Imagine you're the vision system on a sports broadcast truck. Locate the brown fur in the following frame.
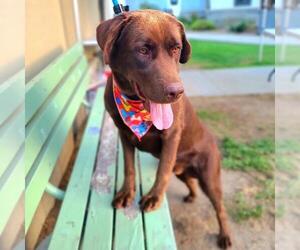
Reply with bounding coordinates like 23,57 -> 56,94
97,10 -> 232,249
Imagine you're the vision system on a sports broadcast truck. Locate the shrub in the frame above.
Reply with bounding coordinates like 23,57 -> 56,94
178,16 -> 190,27
178,15 -> 215,31
190,19 -> 215,31
229,21 -> 251,33
140,2 -> 160,10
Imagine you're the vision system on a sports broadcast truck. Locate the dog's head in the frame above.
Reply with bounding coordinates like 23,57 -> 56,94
96,10 -> 191,104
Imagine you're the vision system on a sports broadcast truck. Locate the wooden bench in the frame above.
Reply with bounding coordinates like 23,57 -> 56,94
0,70 -> 25,249
2,42 -> 177,249
25,42 -> 90,248
47,112 -> 177,250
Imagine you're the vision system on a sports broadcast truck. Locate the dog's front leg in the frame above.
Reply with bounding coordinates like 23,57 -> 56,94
140,128 -> 181,212
112,132 -> 136,208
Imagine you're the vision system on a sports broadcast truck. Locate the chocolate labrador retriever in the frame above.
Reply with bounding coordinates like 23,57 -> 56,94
97,10 -> 232,249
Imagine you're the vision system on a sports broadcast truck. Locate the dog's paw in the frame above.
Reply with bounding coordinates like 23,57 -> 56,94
183,194 -> 196,203
139,193 -> 163,212
217,234 -> 232,249
112,187 -> 135,209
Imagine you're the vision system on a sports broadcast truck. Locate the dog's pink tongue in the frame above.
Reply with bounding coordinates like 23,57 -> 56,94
150,101 -> 173,130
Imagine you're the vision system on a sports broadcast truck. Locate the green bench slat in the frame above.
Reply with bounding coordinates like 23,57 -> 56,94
114,144 -> 146,250
0,145 -> 24,234
25,72 -> 90,232
48,88 -> 105,250
25,57 -> 88,175
0,108 -> 25,180
25,43 -> 83,124
0,70 -> 24,125
138,151 -> 177,250
81,115 -> 118,250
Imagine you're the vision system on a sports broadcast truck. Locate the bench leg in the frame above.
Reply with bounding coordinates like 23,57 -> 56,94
267,68 -> 275,82
45,182 -> 65,200
291,68 -> 300,82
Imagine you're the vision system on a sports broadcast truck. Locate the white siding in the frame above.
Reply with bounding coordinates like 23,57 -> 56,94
0,0 -> 24,83
275,0 -> 284,8
210,0 -> 260,10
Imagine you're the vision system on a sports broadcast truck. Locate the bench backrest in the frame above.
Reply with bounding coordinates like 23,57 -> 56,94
0,70 -> 25,240
25,43 -> 90,233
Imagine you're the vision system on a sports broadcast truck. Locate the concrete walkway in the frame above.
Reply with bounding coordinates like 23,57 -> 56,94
84,32 -> 299,47
186,31 -> 300,45
181,66 -> 300,97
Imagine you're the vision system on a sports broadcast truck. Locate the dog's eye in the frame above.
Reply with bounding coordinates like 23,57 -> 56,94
171,45 -> 181,54
138,47 -> 150,55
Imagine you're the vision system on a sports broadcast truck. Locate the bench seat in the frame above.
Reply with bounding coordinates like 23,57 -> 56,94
25,43 -> 90,236
48,87 -> 177,250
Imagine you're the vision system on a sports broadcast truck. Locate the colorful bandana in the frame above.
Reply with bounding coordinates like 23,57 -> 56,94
113,79 -> 152,141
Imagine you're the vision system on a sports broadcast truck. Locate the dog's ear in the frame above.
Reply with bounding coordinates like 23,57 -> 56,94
179,23 -> 192,63
178,22 -> 191,64
96,14 -> 130,64
180,32 -> 191,64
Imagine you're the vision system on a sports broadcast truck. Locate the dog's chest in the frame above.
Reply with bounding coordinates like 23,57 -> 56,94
127,126 -> 162,156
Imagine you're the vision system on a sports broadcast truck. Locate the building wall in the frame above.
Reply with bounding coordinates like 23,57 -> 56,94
26,0 -> 77,82
210,0 -> 260,10
79,0 -> 101,39
26,0 -> 100,82
126,0 -> 168,11
180,0 -> 207,17
207,8 -> 275,32
0,0 -> 24,84
125,0 -> 206,17
125,0 -> 140,11
276,8 -> 300,31
207,8 -> 260,27
104,0 -> 115,20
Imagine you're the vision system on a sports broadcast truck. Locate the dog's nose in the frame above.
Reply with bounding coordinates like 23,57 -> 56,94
165,85 -> 184,100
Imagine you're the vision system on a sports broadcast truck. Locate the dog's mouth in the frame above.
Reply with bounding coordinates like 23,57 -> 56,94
131,81 -> 174,130
132,81 -> 146,101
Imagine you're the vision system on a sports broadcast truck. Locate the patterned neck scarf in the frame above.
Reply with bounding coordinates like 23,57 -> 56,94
113,79 -> 152,141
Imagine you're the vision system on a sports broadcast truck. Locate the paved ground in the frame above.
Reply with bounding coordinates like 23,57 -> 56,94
181,66 -> 300,97
186,31 -> 299,45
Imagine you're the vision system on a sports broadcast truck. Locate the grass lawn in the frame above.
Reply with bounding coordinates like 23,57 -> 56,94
188,40 -> 275,69
279,44 -> 300,65
221,137 -> 274,174
194,95 -> 275,222
187,40 -> 277,69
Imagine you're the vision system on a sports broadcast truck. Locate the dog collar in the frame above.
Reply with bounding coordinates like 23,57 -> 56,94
112,77 -> 152,141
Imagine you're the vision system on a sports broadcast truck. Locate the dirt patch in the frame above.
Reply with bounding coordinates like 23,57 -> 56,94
167,94 -> 275,250
275,94 -> 300,249
189,94 -> 275,141
168,171 -> 275,250
276,94 -> 300,139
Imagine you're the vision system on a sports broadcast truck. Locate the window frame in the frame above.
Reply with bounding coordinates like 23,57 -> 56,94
234,0 -> 252,7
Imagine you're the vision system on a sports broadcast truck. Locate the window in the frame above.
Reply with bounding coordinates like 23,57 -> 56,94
292,0 -> 300,7
170,0 -> 178,5
234,0 -> 251,6
264,0 -> 275,8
